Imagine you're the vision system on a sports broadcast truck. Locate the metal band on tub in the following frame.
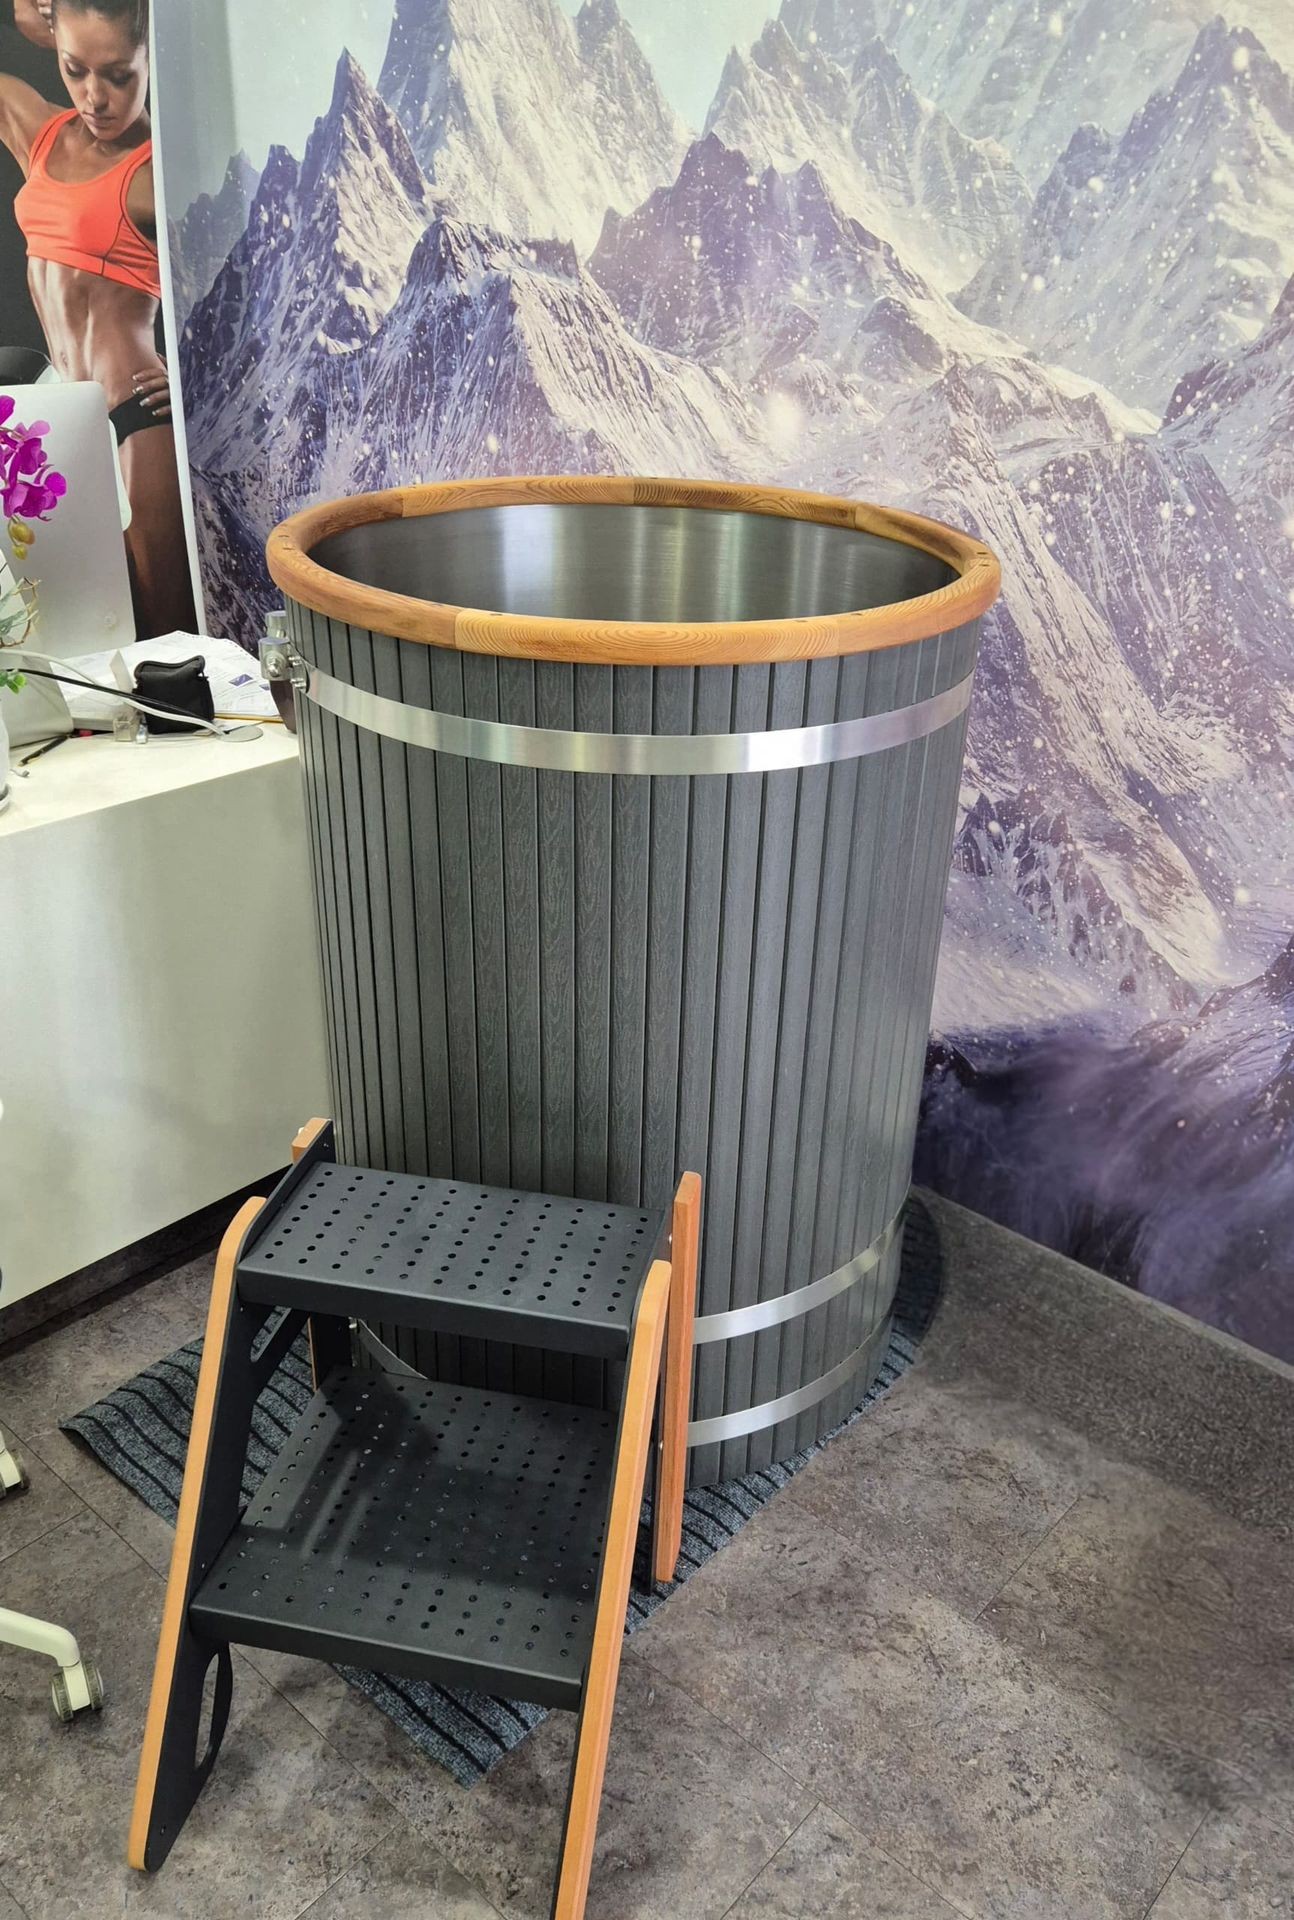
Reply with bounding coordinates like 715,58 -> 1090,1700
350,1199 -> 908,1448
301,664 -> 974,775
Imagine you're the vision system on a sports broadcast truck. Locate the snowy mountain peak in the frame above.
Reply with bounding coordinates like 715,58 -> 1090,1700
575,0 -> 626,38
375,0 -> 687,254
301,47 -> 427,207
704,18 -> 1027,290
850,30 -> 903,85
169,150 -> 261,325
961,17 -> 1294,411
1163,262 -> 1294,523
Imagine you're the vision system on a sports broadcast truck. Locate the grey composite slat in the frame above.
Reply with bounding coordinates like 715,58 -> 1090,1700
534,665 -> 577,1200
639,668 -> 691,1207
292,607 -> 347,1154
761,658 -> 843,1464
723,662 -> 806,1475
346,626 -> 406,1171
396,640 -> 453,1176
821,641 -> 930,1443
333,622 -> 386,1173
705,664 -> 772,1484
572,670 -> 613,1202
499,660 -> 542,1194
429,650 -> 481,1189
673,664 -> 733,1487
307,615 -> 366,1165
463,655 -> 509,1196
497,660 -> 542,1398
792,646 -> 893,1459
423,650 -> 478,1386
607,668 -> 653,1202
394,638 -> 457,1385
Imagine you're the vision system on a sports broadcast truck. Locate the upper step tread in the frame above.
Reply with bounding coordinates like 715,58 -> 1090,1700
237,1162 -> 666,1358
190,1367 -> 618,1710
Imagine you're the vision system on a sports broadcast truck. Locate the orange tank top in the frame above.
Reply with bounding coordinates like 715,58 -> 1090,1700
14,109 -> 159,298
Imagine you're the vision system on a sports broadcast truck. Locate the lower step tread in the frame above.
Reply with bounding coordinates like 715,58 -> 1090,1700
190,1368 -> 618,1710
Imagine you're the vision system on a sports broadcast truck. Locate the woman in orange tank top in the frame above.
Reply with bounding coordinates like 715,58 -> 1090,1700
1,0 -> 194,637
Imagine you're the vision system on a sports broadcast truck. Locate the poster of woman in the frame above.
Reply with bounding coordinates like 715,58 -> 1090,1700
0,0 -> 195,636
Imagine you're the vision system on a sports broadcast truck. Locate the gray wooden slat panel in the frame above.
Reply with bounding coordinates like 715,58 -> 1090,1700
312,617 -> 367,1165
788,650 -> 886,1460
531,665 -> 579,1406
760,659 -> 842,1463
397,641 -> 453,1175
707,666 -> 773,1485
858,633 -> 948,1264
394,639 -> 457,1384
640,669 -> 692,1211
294,608 -> 349,1152
724,660 -> 807,1474
534,666 -> 577,1200
762,658 -> 860,1464
346,628 -> 406,1172
371,632 -> 428,1178
607,667 -> 653,1204
572,669 -> 613,1202
497,659 -> 543,1399
880,620 -> 980,1240
331,622 -> 386,1173
463,655 -> 510,1201
809,640 -> 924,1451
499,660 -> 542,1195
347,624 -> 413,1375
675,666 -> 735,1489
883,702 -> 972,1226
423,649 -> 479,1387
429,651 -> 481,1189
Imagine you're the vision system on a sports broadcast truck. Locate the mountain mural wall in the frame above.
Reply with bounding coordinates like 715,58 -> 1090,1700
159,0 -> 1294,1362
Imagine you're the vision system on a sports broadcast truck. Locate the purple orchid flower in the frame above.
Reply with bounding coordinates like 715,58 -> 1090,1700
0,402 -> 68,523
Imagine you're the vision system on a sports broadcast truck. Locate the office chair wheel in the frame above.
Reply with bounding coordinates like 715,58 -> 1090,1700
51,1657 -> 104,1723
0,1445 -> 29,1495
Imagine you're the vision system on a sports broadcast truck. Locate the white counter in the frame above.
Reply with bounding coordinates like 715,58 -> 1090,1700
0,728 -> 329,1307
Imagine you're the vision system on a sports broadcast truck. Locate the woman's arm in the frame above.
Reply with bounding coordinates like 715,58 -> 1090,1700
14,0 -> 55,49
2,4 -> 56,168
0,71 -> 52,168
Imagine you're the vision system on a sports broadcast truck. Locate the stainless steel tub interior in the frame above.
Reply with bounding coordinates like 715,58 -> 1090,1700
313,503 -> 957,626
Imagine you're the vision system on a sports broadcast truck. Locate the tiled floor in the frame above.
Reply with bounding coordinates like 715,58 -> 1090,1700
1,1191 -> 1291,1919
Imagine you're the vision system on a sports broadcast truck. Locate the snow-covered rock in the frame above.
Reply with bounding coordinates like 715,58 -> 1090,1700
1164,268 -> 1294,527
918,933 -> 1294,1359
779,0 -> 1294,185
592,131 -> 1147,468
961,20 -> 1294,411
182,109 -> 766,638
181,51 -> 433,478
168,151 -> 260,326
376,0 -> 688,254
704,21 -> 1029,291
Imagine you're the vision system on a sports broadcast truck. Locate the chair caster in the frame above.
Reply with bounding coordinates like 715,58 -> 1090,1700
0,1442 -> 29,1495
51,1657 -> 105,1723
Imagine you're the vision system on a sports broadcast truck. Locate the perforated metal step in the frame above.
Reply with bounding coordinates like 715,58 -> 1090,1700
190,1368 -> 617,1709
238,1163 -> 667,1359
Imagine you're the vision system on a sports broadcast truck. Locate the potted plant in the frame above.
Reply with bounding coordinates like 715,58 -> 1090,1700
0,394 -> 67,809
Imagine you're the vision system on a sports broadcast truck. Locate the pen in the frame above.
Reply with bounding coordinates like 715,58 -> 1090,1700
17,733 -> 71,767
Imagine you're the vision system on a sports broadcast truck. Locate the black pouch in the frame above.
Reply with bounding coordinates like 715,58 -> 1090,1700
133,655 -> 216,734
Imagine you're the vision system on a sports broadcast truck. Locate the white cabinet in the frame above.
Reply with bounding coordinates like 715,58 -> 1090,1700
0,731 -> 329,1306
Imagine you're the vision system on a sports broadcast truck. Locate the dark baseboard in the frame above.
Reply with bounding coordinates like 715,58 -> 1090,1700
0,1173 -> 284,1355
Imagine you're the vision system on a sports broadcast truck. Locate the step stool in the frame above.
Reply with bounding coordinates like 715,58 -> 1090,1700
129,1119 -> 701,1920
